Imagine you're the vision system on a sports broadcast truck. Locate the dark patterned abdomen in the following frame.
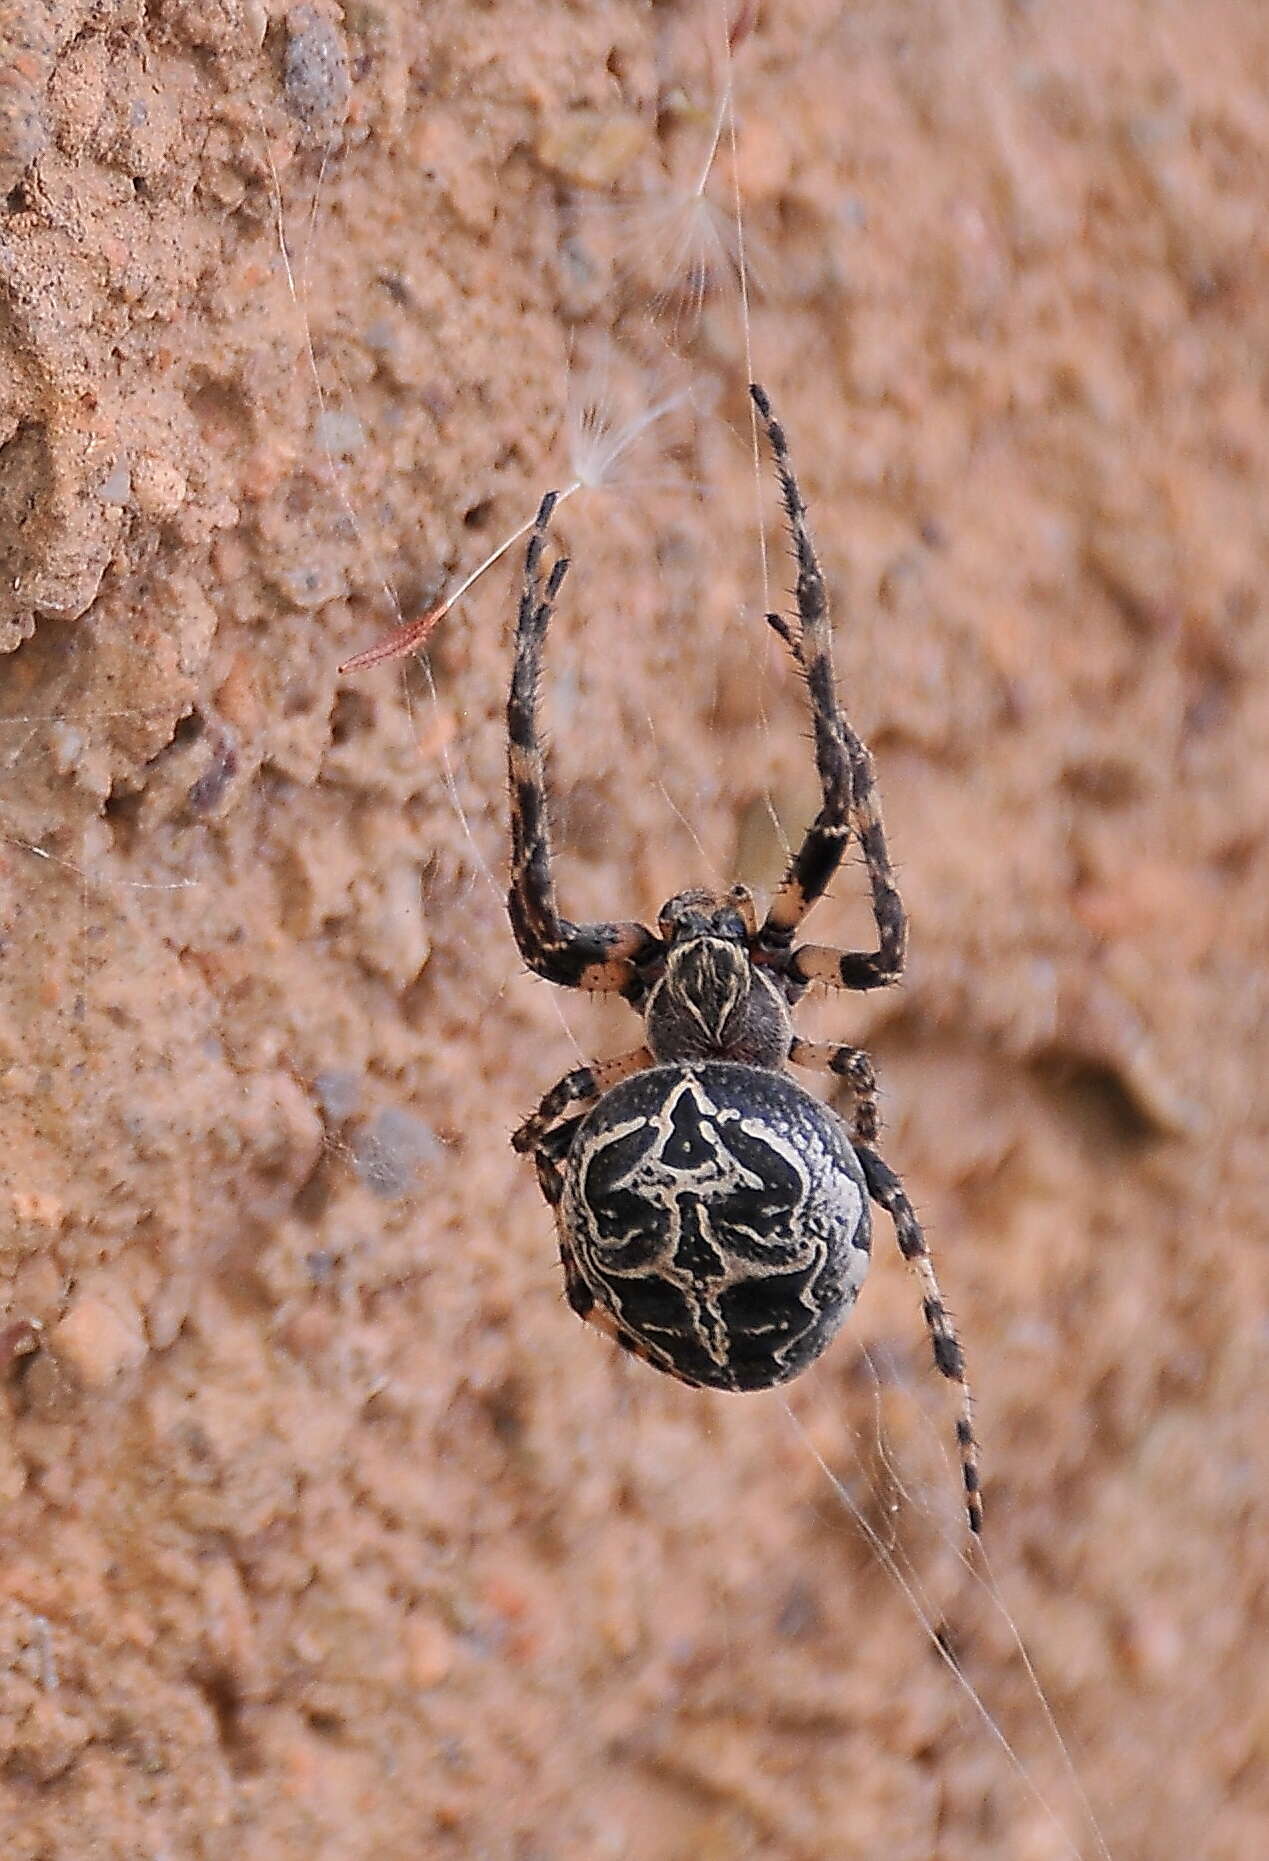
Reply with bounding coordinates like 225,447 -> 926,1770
560,1062 -> 871,1390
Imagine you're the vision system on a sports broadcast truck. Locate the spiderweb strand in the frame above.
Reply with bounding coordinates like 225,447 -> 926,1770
784,1401 -> 1104,1861
256,109 -> 512,926
727,11 -> 1112,1851
863,1380 -> 1115,1861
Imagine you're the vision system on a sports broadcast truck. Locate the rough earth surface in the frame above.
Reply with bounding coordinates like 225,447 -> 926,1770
0,2 -> 1265,1857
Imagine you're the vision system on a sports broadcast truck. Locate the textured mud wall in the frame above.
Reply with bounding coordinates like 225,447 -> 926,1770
0,2 -> 1265,1857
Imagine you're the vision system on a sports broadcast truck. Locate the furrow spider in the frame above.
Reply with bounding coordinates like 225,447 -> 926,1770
506,384 -> 981,1536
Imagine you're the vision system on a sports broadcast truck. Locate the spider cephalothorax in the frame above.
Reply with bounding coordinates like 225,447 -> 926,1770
644,886 -> 792,1067
507,385 -> 981,1534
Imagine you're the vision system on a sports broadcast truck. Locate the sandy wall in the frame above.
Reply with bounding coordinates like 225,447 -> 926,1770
0,2 -> 1264,1856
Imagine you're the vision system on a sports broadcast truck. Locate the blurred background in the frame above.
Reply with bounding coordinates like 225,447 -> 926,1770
0,2 -> 1264,1856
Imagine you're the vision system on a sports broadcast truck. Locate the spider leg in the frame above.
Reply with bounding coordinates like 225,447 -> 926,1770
727,882 -> 760,938
512,1045 -> 654,1166
748,385 -> 907,990
508,493 -> 662,999
514,1045 -> 671,1371
787,1038 -> 879,1144
854,1143 -> 982,1536
527,1116 -> 577,1212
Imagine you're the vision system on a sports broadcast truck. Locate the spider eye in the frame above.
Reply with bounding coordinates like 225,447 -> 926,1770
657,888 -> 717,941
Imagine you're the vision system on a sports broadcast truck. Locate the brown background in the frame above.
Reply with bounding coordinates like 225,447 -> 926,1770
0,2 -> 1265,1857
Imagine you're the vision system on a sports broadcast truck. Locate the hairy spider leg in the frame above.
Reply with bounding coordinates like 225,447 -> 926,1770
507,492 -> 662,998
513,1046 -> 655,1161
787,1038 -> 879,1143
857,1144 -> 982,1536
748,383 -> 907,991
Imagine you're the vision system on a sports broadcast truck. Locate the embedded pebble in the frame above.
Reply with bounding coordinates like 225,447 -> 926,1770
314,1069 -> 362,1125
536,109 -> 647,188
353,1107 -> 441,1199
49,1290 -> 148,1390
403,1613 -> 455,1690
97,456 -> 132,505
313,409 -> 365,457
283,5 -> 351,147
132,452 -> 188,520
0,6 -> 54,195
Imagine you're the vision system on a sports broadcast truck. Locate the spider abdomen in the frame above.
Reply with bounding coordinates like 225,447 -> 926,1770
560,1061 -> 871,1391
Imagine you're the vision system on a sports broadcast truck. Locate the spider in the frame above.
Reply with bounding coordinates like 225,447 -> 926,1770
507,383 -> 981,1535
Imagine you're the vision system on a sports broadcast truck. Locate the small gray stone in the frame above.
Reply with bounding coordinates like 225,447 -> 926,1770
353,1107 -> 441,1200
283,6 -> 351,148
